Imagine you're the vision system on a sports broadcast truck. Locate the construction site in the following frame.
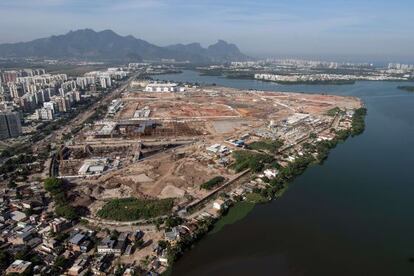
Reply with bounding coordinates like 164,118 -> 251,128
54,85 -> 362,218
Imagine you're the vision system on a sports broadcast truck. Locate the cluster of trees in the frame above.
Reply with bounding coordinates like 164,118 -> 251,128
97,197 -> 174,221
0,153 -> 35,175
44,177 -> 79,220
248,139 -> 283,154
0,249 -> 12,271
0,144 -> 31,159
277,154 -> 315,183
84,105 -> 107,124
232,150 -> 274,172
351,107 -> 367,136
397,86 -> 414,92
165,216 -> 184,229
253,154 -> 315,200
258,108 -> 368,199
200,176 -> 225,190
164,217 -> 216,265
0,246 -> 43,275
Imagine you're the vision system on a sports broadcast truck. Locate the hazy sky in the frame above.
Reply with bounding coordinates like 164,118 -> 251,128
0,0 -> 413,62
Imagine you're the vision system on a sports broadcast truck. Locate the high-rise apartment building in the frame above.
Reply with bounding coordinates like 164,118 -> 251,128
0,111 -> 22,139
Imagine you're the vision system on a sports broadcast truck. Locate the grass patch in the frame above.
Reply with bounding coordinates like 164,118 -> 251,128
248,139 -> 283,154
201,176 -> 226,190
97,197 -> 174,221
325,107 -> 345,116
245,192 -> 268,203
209,201 -> 255,235
232,150 -> 274,172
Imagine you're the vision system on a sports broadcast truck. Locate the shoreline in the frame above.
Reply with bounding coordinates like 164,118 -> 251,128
162,106 -> 367,275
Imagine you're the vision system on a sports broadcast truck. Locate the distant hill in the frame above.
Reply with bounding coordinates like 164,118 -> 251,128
0,29 -> 249,63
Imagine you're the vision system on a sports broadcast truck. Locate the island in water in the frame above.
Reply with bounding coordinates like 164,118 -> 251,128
398,86 -> 414,92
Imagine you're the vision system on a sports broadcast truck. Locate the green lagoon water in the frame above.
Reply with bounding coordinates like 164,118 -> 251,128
156,70 -> 414,276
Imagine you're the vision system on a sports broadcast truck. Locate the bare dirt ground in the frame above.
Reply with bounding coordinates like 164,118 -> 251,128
81,143 -> 231,201
68,86 -> 362,214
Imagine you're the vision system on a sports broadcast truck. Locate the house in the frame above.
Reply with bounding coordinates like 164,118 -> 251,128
68,233 -> 86,252
213,199 -> 226,210
50,217 -> 70,233
27,237 -> 42,249
6,260 -> 32,274
41,238 -> 58,253
80,240 -> 92,253
124,245 -> 133,256
9,210 -> 27,222
263,169 -> 279,179
97,237 -> 122,255
165,227 -> 180,242
92,254 -> 113,275
227,139 -> 245,147
8,232 -> 32,245
144,82 -> 184,93
131,230 -> 144,241
97,237 -> 115,254
123,268 -> 137,276
67,255 -> 90,276
206,144 -> 229,155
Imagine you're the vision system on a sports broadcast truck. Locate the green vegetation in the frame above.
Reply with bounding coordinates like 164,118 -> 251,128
325,107 -> 344,116
44,177 -> 64,194
277,154 -> 315,183
0,144 -> 31,158
55,205 -> 79,220
165,216 -> 184,229
164,217 -> 216,264
85,105 -> 107,124
209,201 -> 255,235
97,197 -> 174,221
245,192 -> 268,203
197,69 -> 224,76
163,106 -> 368,272
0,153 -> 35,176
351,107 -> 367,136
200,176 -> 225,190
248,139 -> 283,154
232,150 -> 274,172
0,249 -> 12,270
44,177 -> 80,220
225,73 -> 255,79
397,86 -> 414,92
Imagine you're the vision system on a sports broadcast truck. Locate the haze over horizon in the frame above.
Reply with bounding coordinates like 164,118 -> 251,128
0,0 -> 413,63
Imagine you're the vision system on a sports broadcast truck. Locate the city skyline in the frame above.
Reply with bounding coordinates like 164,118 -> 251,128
0,0 -> 413,62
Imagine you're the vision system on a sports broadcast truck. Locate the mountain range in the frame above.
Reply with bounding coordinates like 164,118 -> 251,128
0,29 -> 249,63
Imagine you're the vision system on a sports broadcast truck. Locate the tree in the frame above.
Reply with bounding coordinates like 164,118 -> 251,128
165,216 -> 183,228
53,256 -> 69,269
7,180 -> 17,189
15,246 -> 30,261
110,230 -> 120,240
55,204 -> 79,220
0,250 -> 12,270
44,177 -> 64,194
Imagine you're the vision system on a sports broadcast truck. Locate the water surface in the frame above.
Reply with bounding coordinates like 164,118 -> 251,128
156,71 -> 414,276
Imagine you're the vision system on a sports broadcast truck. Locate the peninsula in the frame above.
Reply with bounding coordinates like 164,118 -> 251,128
0,64 -> 366,275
